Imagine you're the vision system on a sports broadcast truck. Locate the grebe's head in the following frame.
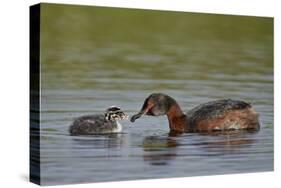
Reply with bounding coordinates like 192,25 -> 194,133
130,93 -> 176,122
105,106 -> 128,121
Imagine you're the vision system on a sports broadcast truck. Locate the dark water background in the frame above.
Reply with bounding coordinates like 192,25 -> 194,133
39,4 -> 273,185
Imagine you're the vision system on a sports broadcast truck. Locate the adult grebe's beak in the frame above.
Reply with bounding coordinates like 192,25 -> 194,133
130,98 -> 154,122
130,113 -> 143,122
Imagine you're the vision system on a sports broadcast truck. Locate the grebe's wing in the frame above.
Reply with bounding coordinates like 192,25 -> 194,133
186,99 -> 251,128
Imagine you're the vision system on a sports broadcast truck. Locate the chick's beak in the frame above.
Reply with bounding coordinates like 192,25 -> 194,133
118,111 -> 129,120
122,112 -> 129,120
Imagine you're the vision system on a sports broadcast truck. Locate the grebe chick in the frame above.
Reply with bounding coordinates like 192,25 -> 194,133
70,106 -> 128,135
130,93 -> 260,133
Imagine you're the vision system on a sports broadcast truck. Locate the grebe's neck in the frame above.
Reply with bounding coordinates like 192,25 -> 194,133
167,102 -> 188,132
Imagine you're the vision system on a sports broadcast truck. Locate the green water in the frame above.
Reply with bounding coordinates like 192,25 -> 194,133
39,3 -> 273,185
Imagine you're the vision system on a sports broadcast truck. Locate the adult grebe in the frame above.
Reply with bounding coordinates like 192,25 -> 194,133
70,106 -> 128,135
130,93 -> 260,133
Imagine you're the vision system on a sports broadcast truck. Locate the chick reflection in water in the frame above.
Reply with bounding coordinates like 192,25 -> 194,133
142,135 -> 178,166
71,133 -> 127,150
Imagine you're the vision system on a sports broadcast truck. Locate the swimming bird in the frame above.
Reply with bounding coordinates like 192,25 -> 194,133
130,93 -> 260,133
70,106 -> 128,135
